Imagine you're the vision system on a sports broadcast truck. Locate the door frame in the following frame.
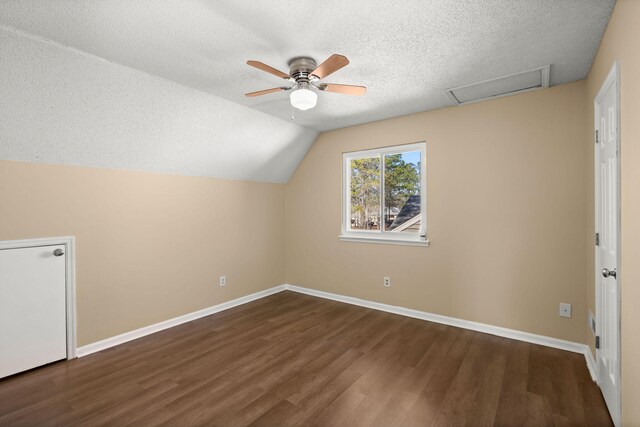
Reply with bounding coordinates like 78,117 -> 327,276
594,60 -> 621,426
0,236 -> 77,359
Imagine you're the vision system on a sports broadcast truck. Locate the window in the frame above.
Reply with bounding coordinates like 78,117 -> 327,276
340,142 -> 428,246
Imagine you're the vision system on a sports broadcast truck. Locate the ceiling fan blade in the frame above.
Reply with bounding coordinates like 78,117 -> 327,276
245,87 -> 287,97
319,83 -> 366,96
246,60 -> 290,80
311,54 -> 349,79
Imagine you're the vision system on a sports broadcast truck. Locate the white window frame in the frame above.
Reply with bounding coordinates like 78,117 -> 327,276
340,142 -> 429,246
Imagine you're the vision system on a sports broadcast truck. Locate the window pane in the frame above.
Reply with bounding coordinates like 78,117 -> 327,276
350,156 -> 381,230
383,151 -> 421,232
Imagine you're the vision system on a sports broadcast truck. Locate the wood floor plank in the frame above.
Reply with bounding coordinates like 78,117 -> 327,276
309,386 -> 368,426
0,291 -> 613,426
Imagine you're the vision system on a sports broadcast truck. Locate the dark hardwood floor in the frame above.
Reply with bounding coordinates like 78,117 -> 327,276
0,291 -> 612,426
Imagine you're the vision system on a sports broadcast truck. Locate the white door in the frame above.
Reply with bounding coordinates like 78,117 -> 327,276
0,244 -> 68,378
595,62 -> 621,426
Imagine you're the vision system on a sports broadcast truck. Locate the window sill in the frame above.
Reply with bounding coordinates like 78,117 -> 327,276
339,234 -> 430,247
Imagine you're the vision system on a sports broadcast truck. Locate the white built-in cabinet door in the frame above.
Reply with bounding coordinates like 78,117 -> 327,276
0,245 -> 67,378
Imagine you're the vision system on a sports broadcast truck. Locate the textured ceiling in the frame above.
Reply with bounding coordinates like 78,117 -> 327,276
0,0 -> 615,132
0,27 -> 317,183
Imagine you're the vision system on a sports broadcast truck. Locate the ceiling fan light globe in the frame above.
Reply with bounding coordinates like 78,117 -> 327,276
290,88 -> 317,110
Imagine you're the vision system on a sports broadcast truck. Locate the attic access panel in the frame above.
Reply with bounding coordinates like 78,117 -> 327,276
445,66 -> 550,105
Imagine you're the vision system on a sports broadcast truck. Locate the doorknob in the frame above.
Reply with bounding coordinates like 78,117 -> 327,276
53,248 -> 64,257
602,267 -> 616,278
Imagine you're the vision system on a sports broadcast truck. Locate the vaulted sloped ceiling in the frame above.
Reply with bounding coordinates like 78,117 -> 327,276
0,1 -> 615,182
0,27 -> 317,183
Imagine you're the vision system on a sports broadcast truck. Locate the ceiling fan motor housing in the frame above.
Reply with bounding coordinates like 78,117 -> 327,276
288,56 -> 318,89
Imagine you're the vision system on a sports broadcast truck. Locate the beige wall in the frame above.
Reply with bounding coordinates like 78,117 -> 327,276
285,81 -> 588,343
0,160 -> 286,346
584,0 -> 640,424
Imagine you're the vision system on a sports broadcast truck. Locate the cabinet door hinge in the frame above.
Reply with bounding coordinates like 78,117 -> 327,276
595,232 -> 600,246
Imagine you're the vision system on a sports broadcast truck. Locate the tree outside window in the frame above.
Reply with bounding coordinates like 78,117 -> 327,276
349,150 -> 421,232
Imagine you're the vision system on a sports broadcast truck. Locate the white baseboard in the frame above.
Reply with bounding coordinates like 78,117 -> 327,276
76,285 -> 286,357
76,282 -> 596,382
584,346 -> 598,382
284,284 -> 596,379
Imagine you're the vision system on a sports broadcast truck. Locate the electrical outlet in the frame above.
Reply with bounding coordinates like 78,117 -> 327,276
384,277 -> 391,287
559,303 -> 572,318
219,275 -> 226,287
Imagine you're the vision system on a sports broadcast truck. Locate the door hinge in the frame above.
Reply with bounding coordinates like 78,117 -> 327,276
595,130 -> 599,144
596,336 -> 600,349
595,232 -> 600,246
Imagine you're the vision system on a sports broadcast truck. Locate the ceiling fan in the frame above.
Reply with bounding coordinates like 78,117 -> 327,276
245,54 -> 366,111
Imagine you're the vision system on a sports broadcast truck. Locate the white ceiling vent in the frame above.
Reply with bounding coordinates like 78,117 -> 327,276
445,65 -> 550,106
